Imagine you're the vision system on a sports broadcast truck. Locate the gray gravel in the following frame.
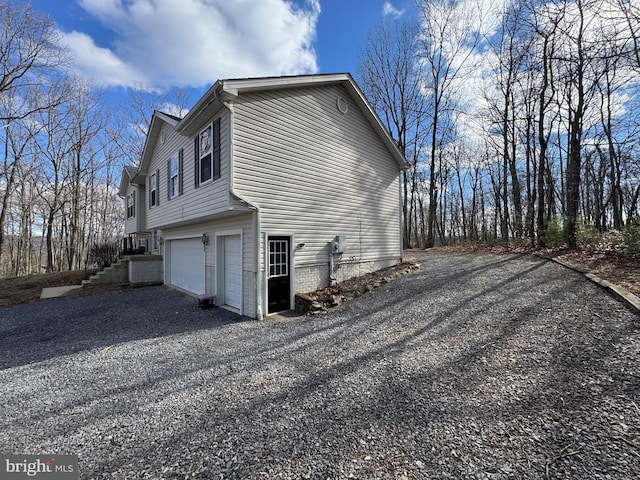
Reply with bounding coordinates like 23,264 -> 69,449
0,252 -> 638,479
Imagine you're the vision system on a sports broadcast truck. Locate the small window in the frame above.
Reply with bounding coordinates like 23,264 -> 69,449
167,149 -> 183,199
195,119 -> 221,188
149,170 -> 158,208
126,191 -> 135,218
268,239 -> 288,277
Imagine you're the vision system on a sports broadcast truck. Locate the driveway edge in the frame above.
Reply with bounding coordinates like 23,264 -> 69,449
533,253 -> 640,315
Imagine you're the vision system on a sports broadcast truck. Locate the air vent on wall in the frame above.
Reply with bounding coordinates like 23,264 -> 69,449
336,96 -> 349,114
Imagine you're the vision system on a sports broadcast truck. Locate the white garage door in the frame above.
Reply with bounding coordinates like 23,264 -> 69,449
223,235 -> 242,309
168,238 -> 205,295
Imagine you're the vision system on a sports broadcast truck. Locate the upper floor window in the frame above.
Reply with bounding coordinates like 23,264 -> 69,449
167,149 -> 183,199
126,191 -> 135,218
149,170 -> 159,208
195,118 -> 221,188
199,125 -> 212,183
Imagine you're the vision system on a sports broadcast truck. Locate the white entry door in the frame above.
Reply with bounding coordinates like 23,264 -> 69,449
168,238 -> 205,295
223,235 -> 242,309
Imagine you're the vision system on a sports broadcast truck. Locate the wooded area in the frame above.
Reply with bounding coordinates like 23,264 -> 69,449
1,0 -> 639,278
0,2 -> 187,277
358,0 -> 640,250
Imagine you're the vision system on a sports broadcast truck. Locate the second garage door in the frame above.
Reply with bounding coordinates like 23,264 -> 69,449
222,235 -> 242,309
168,238 -> 205,295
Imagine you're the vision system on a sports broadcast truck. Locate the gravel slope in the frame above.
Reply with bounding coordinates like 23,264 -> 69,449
0,252 -> 638,479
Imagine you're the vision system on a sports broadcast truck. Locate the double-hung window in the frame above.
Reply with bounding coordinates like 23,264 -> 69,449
126,191 -> 135,218
199,125 -> 212,183
149,170 -> 159,207
167,149 -> 183,199
195,118 -> 221,187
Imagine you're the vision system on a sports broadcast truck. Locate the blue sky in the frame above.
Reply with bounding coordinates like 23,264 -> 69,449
29,0 -> 414,103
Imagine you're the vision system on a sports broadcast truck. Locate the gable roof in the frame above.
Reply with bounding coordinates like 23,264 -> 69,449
135,111 -> 182,180
176,73 -> 409,170
131,75 -> 409,177
118,165 -> 139,197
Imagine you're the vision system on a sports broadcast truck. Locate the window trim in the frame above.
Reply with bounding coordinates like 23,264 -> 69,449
195,118 -> 221,188
199,124 -> 213,185
149,170 -> 159,208
167,149 -> 183,200
126,190 -> 136,218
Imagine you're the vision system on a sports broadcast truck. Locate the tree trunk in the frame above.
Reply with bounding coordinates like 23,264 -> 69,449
426,108 -> 439,248
0,160 -> 17,263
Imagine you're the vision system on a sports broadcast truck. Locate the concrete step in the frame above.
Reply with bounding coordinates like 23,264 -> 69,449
82,258 -> 129,286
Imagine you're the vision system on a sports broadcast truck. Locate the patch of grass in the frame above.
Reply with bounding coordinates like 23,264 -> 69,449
0,270 -> 96,307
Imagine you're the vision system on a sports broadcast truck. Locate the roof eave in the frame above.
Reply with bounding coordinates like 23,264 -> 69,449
220,73 -> 352,94
176,73 -> 409,171
175,81 -> 225,136
138,111 -> 180,173
118,166 -> 135,197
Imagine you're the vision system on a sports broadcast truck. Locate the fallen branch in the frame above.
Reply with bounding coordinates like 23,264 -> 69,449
545,444 -> 583,479
620,435 -> 639,449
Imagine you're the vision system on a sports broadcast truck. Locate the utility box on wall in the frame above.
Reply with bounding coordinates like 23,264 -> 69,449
332,235 -> 347,254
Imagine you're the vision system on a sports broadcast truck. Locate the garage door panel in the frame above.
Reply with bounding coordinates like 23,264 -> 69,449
169,238 -> 205,295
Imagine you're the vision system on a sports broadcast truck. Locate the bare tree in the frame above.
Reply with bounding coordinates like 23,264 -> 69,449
357,18 -> 426,248
616,0 -> 640,68
0,1 -> 68,123
528,2 -> 563,247
34,81 -> 74,272
417,0 -> 485,247
483,1 -> 536,241
62,79 -> 106,270
111,85 -> 192,168
0,89 -> 42,266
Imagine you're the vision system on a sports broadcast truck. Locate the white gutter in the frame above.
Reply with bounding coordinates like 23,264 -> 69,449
218,95 -> 264,321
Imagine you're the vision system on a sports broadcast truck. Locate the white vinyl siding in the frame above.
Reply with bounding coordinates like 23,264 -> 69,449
136,184 -> 147,233
145,114 -> 231,230
123,183 -> 149,235
232,84 -> 402,271
124,183 -> 138,235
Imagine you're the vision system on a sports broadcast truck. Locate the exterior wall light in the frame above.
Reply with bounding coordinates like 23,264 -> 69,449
201,233 -> 209,245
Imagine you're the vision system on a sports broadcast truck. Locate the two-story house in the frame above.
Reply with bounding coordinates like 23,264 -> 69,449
120,73 -> 408,319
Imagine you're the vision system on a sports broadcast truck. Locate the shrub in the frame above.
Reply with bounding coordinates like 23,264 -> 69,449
576,224 -> 602,249
540,218 -> 564,247
89,242 -> 120,270
601,229 -> 626,252
623,218 -> 640,254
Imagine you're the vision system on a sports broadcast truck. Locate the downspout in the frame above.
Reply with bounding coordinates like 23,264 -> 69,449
329,248 -> 335,285
218,94 -> 264,320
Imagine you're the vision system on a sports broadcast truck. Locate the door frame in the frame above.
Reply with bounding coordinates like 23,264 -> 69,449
215,229 -> 244,315
263,233 -> 295,315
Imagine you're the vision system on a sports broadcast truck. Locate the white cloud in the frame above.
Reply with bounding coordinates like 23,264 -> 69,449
59,30 -> 142,86
62,0 -> 320,89
383,1 -> 404,18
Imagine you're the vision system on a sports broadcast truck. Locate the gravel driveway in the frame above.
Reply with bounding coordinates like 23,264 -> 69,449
1,252 -> 638,479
